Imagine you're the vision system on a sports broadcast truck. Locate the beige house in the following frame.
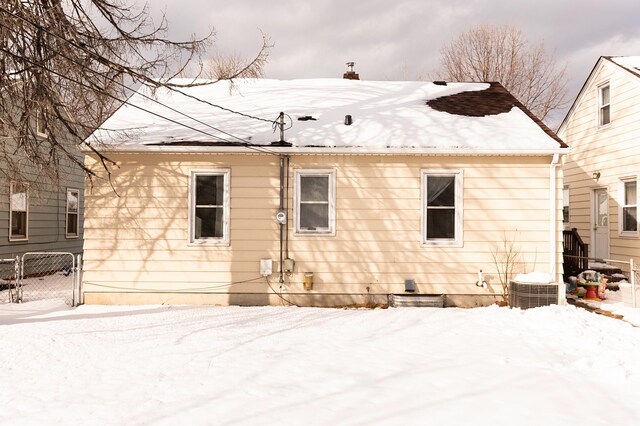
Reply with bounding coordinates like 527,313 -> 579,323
82,76 -> 568,307
558,56 -> 640,268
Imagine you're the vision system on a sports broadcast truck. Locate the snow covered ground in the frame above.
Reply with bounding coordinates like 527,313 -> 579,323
2,302 -> 640,426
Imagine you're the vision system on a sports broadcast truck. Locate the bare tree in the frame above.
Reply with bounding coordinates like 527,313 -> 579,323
437,24 -> 567,122
0,0 -> 269,186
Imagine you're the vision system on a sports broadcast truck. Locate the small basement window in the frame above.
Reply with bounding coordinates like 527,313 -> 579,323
189,170 -> 230,245
422,170 -> 463,246
294,169 -> 336,235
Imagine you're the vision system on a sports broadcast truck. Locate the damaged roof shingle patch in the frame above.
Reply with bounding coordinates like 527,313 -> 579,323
427,82 -> 567,148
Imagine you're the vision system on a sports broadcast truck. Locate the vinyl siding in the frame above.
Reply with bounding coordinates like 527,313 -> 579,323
0,164 -> 84,259
560,59 -> 640,265
82,153 -> 563,306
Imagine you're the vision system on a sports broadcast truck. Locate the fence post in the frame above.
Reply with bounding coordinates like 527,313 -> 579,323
631,258 -> 637,309
15,255 -> 22,303
77,254 -> 83,306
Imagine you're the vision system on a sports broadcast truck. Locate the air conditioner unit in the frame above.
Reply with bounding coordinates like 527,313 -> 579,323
509,281 -> 558,309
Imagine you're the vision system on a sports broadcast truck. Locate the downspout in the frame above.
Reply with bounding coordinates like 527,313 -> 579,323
279,155 -> 285,285
549,153 -> 560,281
285,156 -> 290,260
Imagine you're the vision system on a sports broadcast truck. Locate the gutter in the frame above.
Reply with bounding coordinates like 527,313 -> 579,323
81,145 -> 571,156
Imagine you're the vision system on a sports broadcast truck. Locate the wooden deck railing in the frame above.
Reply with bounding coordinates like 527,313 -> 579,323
563,228 -> 589,279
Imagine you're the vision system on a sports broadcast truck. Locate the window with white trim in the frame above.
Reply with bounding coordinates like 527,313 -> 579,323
189,170 -> 230,244
36,109 -> 48,138
599,84 -> 610,127
422,170 -> 463,246
620,178 -> 637,235
563,186 -> 570,228
9,182 -> 28,241
66,188 -> 79,238
294,169 -> 336,235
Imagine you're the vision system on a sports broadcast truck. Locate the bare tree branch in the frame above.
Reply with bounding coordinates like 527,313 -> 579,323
0,0 -> 270,188
436,24 -> 568,122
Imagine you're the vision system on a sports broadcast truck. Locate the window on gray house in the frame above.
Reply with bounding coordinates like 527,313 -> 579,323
9,182 -> 28,241
66,188 -> 79,238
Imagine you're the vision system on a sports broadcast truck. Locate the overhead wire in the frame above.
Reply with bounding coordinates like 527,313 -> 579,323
0,5 -> 276,125
0,45 -> 281,156
83,276 -> 268,293
0,7 -> 283,155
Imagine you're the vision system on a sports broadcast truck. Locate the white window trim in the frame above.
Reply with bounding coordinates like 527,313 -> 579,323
9,181 -> 29,242
65,188 -> 80,239
294,169 -> 336,236
188,169 -> 231,246
618,177 -> 638,237
421,169 -> 463,247
563,185 -> 571,230
597,82 -> 611,129
35,110 -> 48,138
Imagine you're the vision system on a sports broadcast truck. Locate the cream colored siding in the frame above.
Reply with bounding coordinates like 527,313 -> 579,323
560,58 -> 640,265
83,153 -> 563,306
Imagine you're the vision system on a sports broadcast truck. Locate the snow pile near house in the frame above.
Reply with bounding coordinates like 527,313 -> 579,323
90,78 -> 562,152
513,271 -> 554,283
2,301 -> 640,425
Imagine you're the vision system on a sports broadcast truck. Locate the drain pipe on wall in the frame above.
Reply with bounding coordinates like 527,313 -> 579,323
549,153 -> 560,281
279,155 -> 286,286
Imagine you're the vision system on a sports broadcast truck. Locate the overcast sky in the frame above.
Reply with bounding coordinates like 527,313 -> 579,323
158,0 -> 640,124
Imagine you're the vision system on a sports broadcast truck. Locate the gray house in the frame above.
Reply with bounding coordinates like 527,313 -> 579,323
0,118 -> 84,264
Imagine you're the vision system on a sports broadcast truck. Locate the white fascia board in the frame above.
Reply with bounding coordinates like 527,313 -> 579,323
558,57 -> 608,136
82,145 -> 570,156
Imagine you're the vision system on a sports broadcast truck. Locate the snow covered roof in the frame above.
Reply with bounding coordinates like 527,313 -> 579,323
608,56 -> 640,79
88,78 -> 566,154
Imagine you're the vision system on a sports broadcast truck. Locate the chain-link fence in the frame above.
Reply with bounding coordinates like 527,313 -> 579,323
16,252 -> 79,306
0,257 -> 19,303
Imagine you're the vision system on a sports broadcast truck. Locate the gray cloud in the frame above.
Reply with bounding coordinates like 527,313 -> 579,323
158,0 -> 640,121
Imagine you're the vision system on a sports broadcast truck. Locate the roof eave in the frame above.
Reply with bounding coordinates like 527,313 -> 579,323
557,56 -> 607,135
82,145 -> 570,156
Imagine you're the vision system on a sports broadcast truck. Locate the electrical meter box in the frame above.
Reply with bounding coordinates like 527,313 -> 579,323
284,258 -> 295,273
275,209 -> 287,224
260,259 -> 273,277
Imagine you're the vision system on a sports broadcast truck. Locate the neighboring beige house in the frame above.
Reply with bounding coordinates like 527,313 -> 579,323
558,56 -> 640,267
82,75 -> 568,307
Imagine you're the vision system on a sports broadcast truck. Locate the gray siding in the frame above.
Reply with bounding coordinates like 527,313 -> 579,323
0,153 -> 84,260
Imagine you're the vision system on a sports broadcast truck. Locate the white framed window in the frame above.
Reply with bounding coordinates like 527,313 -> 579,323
188,170 -> 230,245
66,188 -> 79,238
598,83 -> 611,127
9,182 -> 28,241
294,169 -> 336,235
35,109 -> 48,138
421,170 -> 463,246
563,186 -> 570,229
619,178 -> 637,236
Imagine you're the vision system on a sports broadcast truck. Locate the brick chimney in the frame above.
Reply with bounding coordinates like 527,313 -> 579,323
343,61 -> 360,80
